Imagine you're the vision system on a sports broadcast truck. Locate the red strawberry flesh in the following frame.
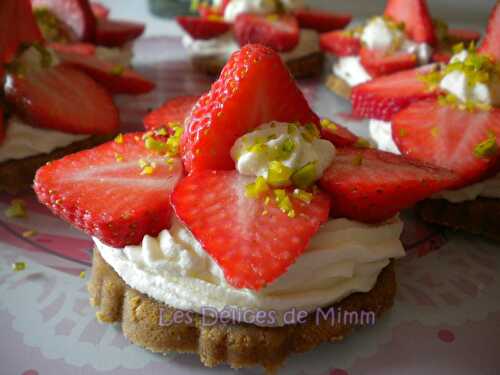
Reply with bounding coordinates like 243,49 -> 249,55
294,9 -> 352,33
393,99 -> 500,186
351,64 -> 438,121
4,65 -> 119,135
479,3 -> 500,62
172,170 -> 330,290
34,133 -> 184,247
320,31 -> 360,57
181,44 -> 319,173
95,19 -> 145,47
360,48 -> 418,78
176,16 -> 231,40
144,95 -> 199,131
91,1 -> 109,19
320,147 -> 459,223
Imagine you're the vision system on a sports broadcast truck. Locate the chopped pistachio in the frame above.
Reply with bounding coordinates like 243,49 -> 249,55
352,154 -> 364,166
114,134 -> 124,144
5,199 -> 27,219
474,132 -> 498,158
291,162 -> 317,190
22,229 -> 37,238
274,189 -> 295,218
267,161 -> 293,187
79,271 -> 86,279
12,262 -> 26,272
115,153 -> 124,162
293,189 -> 313,204
110,64 -> 125,76
245,176 -> 270,198
354,137 -> 371,149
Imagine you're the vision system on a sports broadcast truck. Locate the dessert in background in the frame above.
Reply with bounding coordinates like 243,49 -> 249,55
176,0 -> 352,78
34,44 -> 458,371
0,0 -> 154,194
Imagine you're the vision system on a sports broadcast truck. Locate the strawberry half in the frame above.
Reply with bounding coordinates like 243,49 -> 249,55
31,0 -> 97,41
0,0 -> 43,63
176,16 -> 231,40
4,65 -> 119,135
360,48 -> 418,78
319,31 -> 361,57
95,19 -> 145,47
91,1 -> 109,19
479,3 -> 500,62
447,28 -> 481,44
172,170 -> 330,290
293,9 -> 352,33
34,133 -> 184,247
320,120 -> 361,147
49,42 -> 96,56
384,0 -> 436,45
56,51 -> 154,94
144,95 -> 199,132
234,14 -> 299,52
351,64 -> 438,121
181,44 -> 319,173
320,147 -> 459,223
393,99 -> 500,186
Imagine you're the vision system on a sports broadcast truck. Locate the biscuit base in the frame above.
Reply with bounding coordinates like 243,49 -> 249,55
88,249 -> 396,373
0,134 -> 114,194
192,52 -> 324,79
418,197 -> 500,242
325,74 -> 353,99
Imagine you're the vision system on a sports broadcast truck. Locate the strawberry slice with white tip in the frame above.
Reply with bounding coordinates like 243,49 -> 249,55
0,0 -> 43,63
181,44 -> 319,173
360,48 -> 418,78
144,95 -> 199,131
320,31 -> 360,57
172,170 -> 331,290
384,0 -> 436,45
479,3 -> 500,62
4,65 -> 119,134
176,16 -> 231,40
56,50 -> 154,94
31,0 -> 97,41
293,9 -> 352,33
320,147 -> 459,223
393,99 -> 500,186
351,64 -> 438,121
95,19 -> 145,47
34,133 -> 184,247
234,14 -> 299,52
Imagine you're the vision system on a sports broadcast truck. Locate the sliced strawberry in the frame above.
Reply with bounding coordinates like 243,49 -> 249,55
176,16 -> 231,40
144,95 -> 199,131
31,0 -> 97,41
95,19 -> 145,47
360,48 -> 418,78
4,65 -> 119,135
319,30 -> 360,57
479,3 -> 500,62
432,49 -> 451,64
91,1 -> 109,19
293,9 -> 352,33
181,44 -> 319,173
447,28 -> 481,44
320,147 -> 459,223
34,133 -> 184,247
56,51 -> 154,94
0,0 -> 43,63
393,99 -> 500,186
320,120 -> 360,147
172,170 -> 330,290
0,105 -> 5,144
351,64 -> 438,121
234,14 -> 299,52
49,42 -> 96,55
384,0 -> 436,45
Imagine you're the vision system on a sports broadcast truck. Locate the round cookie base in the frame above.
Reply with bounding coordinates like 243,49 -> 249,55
418,197 -> 500,242
88,249 -> 397,374
0,134 -> 115,194
192,51 -> 325,79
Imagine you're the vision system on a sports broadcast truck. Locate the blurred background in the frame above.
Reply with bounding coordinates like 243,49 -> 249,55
97,0 -> 497,37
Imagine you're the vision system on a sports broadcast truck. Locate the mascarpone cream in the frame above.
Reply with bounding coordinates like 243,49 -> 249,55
95,216 -> 405,327
0,117 -> 90,163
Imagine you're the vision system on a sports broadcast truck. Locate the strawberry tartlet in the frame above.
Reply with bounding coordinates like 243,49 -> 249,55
177,0 -> 352,78
321,0 -> 481,98
355,4 -> 500,241
34,44 -> 457,371
0,0 -> 154,194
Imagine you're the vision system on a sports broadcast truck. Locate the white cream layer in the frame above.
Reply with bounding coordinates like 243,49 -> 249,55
0,117 -> 90,163
369,119 -> 500,202
182,29 -> 320,62
95,217 -> 404,327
